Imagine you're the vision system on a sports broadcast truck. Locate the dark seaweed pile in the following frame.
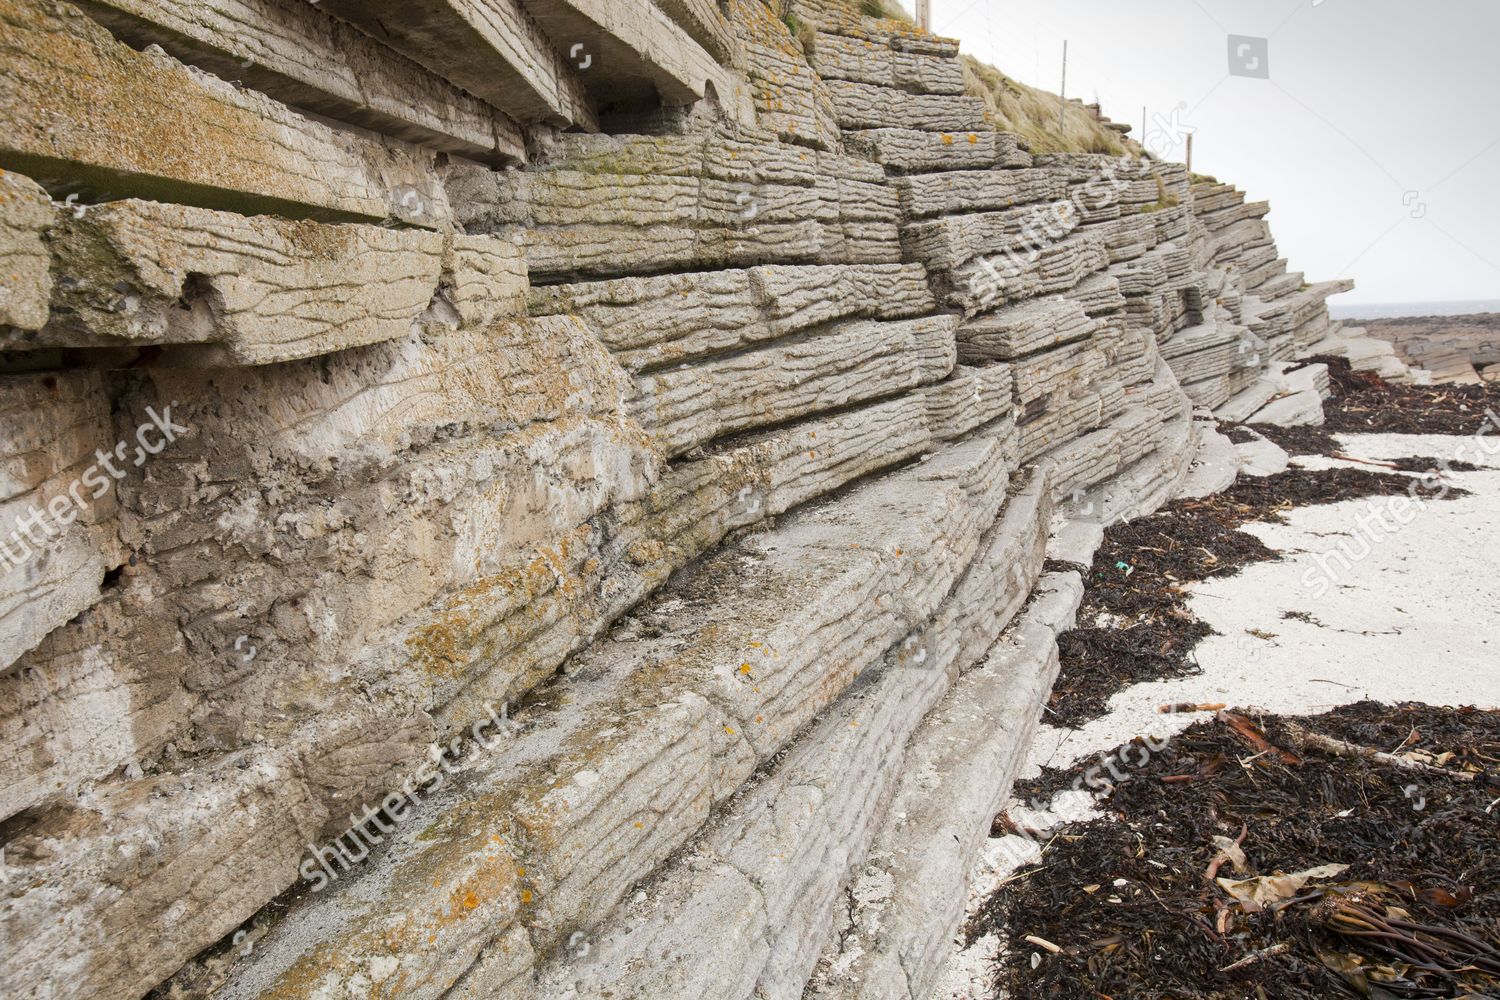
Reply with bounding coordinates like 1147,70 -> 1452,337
1044,468 -> 1466,729
971,703 -> 1500,1000
1296,356 -> 1500,436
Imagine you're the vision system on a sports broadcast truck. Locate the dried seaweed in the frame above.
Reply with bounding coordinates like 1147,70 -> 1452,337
971,703 -> 1500,1000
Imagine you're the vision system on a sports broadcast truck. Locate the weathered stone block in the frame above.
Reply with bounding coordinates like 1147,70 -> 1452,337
957,296 -> 1101,363
22,199 -> 445,364
827,79 -> 991,131
451,133 -> 904,279
312,0 -> 594,127
655,0 -> 741,66
630,315 -> 957,457
732,0 -> 840,149
894,167 -> 1066,219
809,31 -> 966,94
809,569 -> 1080,1000
0,0 -> 450,224
844,127 -> 1031,173
208,426 -> 1017,1000
442,234 -> 529,331
528,263 -> 935,371
76,0 -> 527,162
0,369 -> 120,675
0,169 -> 51,330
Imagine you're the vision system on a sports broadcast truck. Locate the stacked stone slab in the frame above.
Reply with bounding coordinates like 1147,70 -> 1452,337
0,2 -> 1352,999
1190,180 -> 1349,352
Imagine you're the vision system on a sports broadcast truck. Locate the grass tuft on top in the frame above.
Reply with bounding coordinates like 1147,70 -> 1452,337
960,55 -> 1137,156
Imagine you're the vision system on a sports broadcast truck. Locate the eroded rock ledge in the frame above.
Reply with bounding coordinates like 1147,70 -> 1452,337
0,1 -> 1354,997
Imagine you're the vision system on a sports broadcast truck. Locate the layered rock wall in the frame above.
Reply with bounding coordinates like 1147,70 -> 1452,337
0,1 -> 1348,997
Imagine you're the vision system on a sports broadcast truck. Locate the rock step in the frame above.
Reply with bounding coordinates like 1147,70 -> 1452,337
806,568 -> 1084,1000
527,469 -> 1055,1000
1062,411 -> 1198,524
1039,400 -> 1180,507
1065,272 -> 1128,316
904,203 -> 1071,274
308,0 -> 594,127
75,0 -> 528,163
947,230 -> 1112,316
519,0 -> 750,123
1240,362 -> 1331,426
0,0 -> 447,226
827,79 -> 991,131
733,0 -> 841,151
450,129 -> 902,281
1196,198 -> 1270,231
1180,372 -> 1235,409
893,167 -> 1068,220
206,422 -> 1021,1000
0,358 -> 1017,1000
1214,372 -> 1284,423
844,128 -> 1032,174
1162,325 -> 1260,385
957,295 -> 1103,362
1018,374 -> 1129,466
1175,424 -> 1241,500
628,314 -> 958,458
808,30 -> 967,95
1007,339 -> 1107,406
8,196 -> 466,365
527,262 -> 935,372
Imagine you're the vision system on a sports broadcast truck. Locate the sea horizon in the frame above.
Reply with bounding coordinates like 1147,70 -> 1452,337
1331,298 -> 1500,320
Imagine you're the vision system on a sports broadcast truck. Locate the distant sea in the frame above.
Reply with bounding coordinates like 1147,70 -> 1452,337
1332,299 -> 1500,320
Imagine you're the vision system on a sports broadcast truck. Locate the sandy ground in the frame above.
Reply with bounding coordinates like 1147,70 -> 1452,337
936,431 -> 1500,999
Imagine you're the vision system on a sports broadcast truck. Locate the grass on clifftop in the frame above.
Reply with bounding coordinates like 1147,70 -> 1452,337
797,0 -> 1139,156
960,56 -> 1133,156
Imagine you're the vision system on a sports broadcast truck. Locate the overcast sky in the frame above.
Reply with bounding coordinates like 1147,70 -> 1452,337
927,0 -> 1500,308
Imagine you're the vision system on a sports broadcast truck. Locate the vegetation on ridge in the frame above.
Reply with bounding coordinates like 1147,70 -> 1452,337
959,55 -> 1134,156
784,0 -> 1141,156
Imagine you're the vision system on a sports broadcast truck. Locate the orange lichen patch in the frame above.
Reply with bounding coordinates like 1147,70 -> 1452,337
404,522 -> 595,682
260,834 -> 522,998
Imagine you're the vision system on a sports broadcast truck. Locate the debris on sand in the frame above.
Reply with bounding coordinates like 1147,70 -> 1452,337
970,702 -> 1500,1000
1297,356 -> 1500,436
1043,468 -> 1469,729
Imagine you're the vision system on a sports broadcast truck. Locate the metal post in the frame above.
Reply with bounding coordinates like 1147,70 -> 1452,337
1058,40 -> 1068,132
1186,133 -> 1194,173
916,0 -> 930,31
